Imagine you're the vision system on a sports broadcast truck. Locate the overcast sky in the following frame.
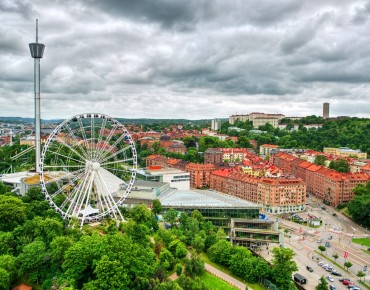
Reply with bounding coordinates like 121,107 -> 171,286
1,0 -> 370,120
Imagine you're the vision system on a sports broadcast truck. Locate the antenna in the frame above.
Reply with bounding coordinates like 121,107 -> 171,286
36,19 -> 38,43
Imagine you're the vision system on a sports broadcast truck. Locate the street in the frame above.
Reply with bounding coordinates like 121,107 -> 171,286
260,196 -> 370,290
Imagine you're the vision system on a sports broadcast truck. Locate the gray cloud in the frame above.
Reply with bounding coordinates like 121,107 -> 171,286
0,0 -> 370,120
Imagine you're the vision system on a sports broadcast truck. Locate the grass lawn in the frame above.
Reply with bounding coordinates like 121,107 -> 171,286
200,253 -> 266,290
352,238 -> 370,247
200,272 -> 238,290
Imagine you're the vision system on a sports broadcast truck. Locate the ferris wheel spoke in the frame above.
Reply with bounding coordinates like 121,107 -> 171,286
65,168 -> 92,217
98,146 -> 131,164
95,123 -> 119,160
95,132 -> 128,162
90,117 -> 95,160
50,170 -> 86,199
93,118 -> 107,160
46,149 -> 86,165
78,118 -> 91,157
79,170 -> 96,227
100,158 -> 133,167
55,140 -> 88,164
96,170 -> 122,220
64,122 -> 91,160
94,173 -> 115,216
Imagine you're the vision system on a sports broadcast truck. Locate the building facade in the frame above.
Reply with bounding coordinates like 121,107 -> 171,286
272,151 -> 370,206
211,119 -> 222,131
210,169 -> 306,213
323,147 -> 367,159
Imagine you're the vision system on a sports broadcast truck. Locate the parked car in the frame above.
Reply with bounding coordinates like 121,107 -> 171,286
329,285 -> 336,290
343,279 -> 354,285
317,239 -> 322,243
318,261 -> 325,266
332,213 -> 337,216
348,286 -> 360,290
339,278 -> 350,282
306,266 -> 313,272
331,271 -> 341,276
326,276 -> 334,282
327,235 -> 333,240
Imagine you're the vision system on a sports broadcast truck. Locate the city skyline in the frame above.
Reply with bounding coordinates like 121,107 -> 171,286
1,0 -> 370,119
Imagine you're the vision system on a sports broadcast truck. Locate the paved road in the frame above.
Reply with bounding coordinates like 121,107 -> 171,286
268,197 -> 370,290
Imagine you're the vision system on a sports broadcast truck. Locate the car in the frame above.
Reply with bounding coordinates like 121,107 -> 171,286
326,267 -> 333,272
306,266 -> 313,272
348,287 -> 360,290
318,261 -> 325,266
327,235 -> 333,240
339,278 -> 350,282
343,279 -> 354,285
331,271 -> 341,276
332,213 -> 337,216
326,276 -> 334,282
329,285 -> 336,290
317,239 -> 322,243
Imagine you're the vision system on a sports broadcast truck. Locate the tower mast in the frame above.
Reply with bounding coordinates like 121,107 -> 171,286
29,19 -> 45,173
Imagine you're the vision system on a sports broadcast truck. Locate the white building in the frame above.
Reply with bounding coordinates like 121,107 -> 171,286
136,167 -> 190,190
211,119 -> 222,131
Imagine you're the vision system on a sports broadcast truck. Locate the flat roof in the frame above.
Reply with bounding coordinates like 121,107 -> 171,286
136,167 -> 189,177
0,171 -> 34,184
158,189 -> 259,208
133,180 -> 168,188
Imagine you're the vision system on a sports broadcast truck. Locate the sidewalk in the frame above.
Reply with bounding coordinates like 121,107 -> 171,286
204,262 -> 249,290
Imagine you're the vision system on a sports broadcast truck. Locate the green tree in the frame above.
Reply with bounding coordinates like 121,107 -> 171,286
318,245 -> 326,254
164,209 -> 178,227
314,155 -> 327,166
208,240 -> 233,267
83,255 -> 129,290
17,240 -> 46,284
271,247 -> 298,289
0,268 -> 10,290
152,199 -> 163,215
183,255 -> 204,278
357,270 -> 366,281
0,195 -> 26,231
192,234 -> 205,253
316,276 -> 329,290
332,253 -> 338,262
344,261 -> 352,270
159,249 -> 175,271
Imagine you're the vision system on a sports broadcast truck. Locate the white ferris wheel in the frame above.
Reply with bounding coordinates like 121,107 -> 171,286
39,113 -> 137,227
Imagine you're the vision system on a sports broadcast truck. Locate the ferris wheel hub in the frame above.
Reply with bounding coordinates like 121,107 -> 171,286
92,162 -> 100,171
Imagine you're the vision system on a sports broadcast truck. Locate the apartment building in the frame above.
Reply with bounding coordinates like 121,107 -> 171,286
204,147 -> 250,164
272,152 -> 370,206
259,144 -> 279,157
323,147 -> 367,159
185,163 -> 217,188
210,168 -> 306,213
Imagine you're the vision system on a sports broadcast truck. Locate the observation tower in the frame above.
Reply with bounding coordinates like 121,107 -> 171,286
29,19 -> 45,173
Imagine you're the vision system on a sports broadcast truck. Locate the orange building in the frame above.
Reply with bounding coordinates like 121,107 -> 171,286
185,163 -> 217,188
210,168 -> 306,213
273,151 -> 370,206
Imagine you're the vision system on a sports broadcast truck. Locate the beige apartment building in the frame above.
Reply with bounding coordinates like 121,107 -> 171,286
323,147 -> 367,159
229,112 -> 285,128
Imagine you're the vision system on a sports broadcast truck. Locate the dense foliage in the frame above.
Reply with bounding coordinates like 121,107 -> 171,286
347,181 -> 370,228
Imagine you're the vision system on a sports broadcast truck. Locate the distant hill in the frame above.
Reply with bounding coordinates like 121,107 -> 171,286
0,117 -> 63,124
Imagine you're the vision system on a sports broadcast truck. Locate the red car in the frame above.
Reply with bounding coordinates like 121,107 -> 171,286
342,279 -> 353,286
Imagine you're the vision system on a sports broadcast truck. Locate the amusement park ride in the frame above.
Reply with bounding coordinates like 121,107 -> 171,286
11,21 -> 139,227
